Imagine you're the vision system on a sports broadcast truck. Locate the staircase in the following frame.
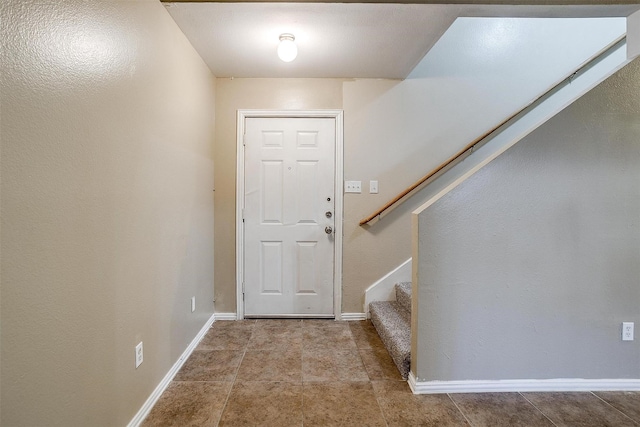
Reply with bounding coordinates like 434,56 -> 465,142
369,282 -> 412,380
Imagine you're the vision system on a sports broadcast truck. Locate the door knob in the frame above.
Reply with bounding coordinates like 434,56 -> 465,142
325,226 -> 333,234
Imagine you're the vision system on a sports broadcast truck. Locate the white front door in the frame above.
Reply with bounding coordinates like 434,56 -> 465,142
243,117 -> 336,317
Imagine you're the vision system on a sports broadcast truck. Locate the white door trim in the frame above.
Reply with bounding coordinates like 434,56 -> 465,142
236,110 -> 344,320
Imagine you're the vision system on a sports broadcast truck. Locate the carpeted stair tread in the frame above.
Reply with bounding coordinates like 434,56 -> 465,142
395,282 -> 412,314
369,301 -> 411,380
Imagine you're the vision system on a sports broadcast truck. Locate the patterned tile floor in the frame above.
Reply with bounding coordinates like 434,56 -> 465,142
142,319 -> 640,426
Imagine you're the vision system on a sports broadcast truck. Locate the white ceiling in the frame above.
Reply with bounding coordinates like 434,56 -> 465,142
164,2 -> 640,79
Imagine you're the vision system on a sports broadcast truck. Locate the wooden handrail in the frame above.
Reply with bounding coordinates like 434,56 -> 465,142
359,35 -> 625,226
358,124 -> 500,225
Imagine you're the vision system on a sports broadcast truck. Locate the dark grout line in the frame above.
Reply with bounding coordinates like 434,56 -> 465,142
369,379 -> 391,427
299,322 -> 307,426
590,391 -> 639,425
212,320 -> 255,427
447,393 -> 476,427
518,392 -> 560,427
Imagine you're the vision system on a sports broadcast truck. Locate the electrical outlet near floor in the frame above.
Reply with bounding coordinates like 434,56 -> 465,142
191,296 -> 196,313
622,322 -> 634,341
135,342 -> 143,368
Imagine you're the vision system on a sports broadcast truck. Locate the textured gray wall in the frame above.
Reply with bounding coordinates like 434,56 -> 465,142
414,58 -> 640,382
1,1 -> 215,425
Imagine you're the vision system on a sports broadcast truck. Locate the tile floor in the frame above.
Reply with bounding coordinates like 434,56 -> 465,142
142,319 -> 640,426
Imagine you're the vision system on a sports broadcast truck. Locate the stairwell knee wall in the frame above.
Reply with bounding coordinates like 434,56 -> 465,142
412,58 -> 640,384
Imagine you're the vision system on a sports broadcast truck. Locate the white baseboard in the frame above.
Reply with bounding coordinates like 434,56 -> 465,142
341,312 -> 367,321
364,258 -> 412,318
214,312 -> 238,321
408,371 -> 640,394
127,313 -> 216,427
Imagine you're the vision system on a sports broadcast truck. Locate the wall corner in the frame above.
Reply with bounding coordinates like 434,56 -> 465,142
628,10 -> 640,60
410,212 -> 421,379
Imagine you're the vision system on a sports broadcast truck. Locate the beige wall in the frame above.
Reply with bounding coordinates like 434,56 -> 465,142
214,78 -> 424,314
339,22 -> 627,312
214,78 -> 446,314
0,1 -> 215,425
213,78 -> 344,313
214,17 -> 620,315
342,80 -> 424,312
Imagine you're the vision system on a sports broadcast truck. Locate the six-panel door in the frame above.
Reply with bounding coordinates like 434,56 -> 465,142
243,117 -> 336,317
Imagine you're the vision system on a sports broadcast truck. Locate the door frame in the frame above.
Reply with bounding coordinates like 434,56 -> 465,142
235,110 -> 344,320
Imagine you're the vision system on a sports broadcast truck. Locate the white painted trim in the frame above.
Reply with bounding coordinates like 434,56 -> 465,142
408,372 -> 640,394
363,258 -> 412,318
213,312 -> 238,321
236,110 -> 344,320
236,113 -> 246,320
333,111 -> 344,320
341,313 -> 367,321
408,371 -> 418,393
127,313 -> 216,427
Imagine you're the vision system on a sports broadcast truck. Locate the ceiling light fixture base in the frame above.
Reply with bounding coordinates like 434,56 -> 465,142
277,33 -> 298,62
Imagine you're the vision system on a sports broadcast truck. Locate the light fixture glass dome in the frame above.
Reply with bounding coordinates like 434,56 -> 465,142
277,34 -> 297,62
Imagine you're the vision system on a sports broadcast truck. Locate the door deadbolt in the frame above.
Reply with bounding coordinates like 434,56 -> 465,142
325,211 -> 332,218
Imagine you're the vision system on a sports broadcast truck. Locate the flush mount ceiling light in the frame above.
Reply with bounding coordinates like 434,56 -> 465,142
277,33 -> 297,62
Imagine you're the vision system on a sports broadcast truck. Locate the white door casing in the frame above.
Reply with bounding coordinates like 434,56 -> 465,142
236,110 -> 343,319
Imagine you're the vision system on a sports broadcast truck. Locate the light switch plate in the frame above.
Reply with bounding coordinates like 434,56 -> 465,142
370,180 -> 379,194
345,181 -> 361,193
135,342 -> 143,368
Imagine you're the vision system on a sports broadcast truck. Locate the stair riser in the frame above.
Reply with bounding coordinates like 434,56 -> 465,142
369,301 -> 411,380
395,282 -> 412,314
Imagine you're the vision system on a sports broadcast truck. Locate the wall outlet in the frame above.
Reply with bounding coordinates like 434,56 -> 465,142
135,342 -> 143,368
622,322 -> 634,341
344,181 -> 361,193
191,296 -> 196,313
